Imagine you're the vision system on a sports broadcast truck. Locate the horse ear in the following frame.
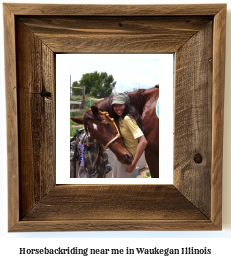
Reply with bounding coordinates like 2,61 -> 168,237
71,117 -> 84,124
91,105 -> 99,115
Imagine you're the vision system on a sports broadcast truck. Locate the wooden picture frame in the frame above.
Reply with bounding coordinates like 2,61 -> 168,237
4,3 -> 226,231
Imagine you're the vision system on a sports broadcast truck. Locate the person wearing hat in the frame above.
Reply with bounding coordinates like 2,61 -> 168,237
111,93 -> 148,178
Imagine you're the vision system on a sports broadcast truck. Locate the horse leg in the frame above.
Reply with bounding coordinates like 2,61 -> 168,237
145,150 -> 159,178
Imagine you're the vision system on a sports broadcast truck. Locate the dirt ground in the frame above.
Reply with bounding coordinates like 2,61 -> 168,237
137,164 -> 150,178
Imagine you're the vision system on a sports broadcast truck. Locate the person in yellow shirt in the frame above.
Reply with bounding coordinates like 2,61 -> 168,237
111,93 -> 148,178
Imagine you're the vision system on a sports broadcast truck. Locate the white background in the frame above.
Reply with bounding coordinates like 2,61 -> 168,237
0,0 -> 231,260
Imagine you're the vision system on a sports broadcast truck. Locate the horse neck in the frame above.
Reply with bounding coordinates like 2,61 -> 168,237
96,97 -> 113,114
127,88 -> 159,114
127,92 -> 146,114
132,87 -> 158,104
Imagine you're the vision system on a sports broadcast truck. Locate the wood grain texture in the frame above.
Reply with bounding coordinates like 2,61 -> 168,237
16,19 -> 56,219
3,4 -> 19,231
11,185 -> 218,232
4,3 -> 225,16
4,3 -> 226,232
22,185 -> 207,221
18,16 -> 212,53
174,22 -> 213,218
11,220 -> 218,232
211,5 -> 226,228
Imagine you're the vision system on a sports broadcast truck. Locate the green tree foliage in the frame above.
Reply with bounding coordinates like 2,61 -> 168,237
91,73 -> 116,98
80,71 -> 99,94
71,81 -> 82,96
72,71 -> 116,98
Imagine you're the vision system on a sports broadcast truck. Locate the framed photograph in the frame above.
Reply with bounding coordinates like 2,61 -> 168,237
56,53 -> 173,184
4,3 -> 226,231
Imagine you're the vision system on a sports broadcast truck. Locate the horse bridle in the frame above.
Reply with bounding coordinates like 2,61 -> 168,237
99,111 -> 122,150
71,110 -> 121,177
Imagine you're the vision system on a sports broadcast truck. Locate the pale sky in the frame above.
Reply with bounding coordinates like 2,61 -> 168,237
60,54 -> 160,94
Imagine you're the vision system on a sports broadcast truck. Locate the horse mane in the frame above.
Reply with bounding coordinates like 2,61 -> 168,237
125,85 -> 159,114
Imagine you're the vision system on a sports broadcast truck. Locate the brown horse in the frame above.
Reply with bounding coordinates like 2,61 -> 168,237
71,86 -> 159,178
71,106 -> 134,166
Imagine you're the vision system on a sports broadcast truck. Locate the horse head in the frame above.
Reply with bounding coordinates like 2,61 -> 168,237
71,105 -> 134,165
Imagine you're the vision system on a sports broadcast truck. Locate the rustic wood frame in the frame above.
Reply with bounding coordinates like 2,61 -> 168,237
4,4 -> 226,232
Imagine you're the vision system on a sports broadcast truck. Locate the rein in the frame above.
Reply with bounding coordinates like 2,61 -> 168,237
76,132 -> 101,177
99,111 -> 122,150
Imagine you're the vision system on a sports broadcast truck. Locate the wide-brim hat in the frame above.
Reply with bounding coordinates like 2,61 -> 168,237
112,93 -> 130,105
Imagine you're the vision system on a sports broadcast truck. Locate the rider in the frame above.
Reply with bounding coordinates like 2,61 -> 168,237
111,93 -> 148,178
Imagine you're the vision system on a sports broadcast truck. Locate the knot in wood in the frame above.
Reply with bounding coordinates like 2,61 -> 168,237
194,153 -> 202,164
40,90 -> 52,99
